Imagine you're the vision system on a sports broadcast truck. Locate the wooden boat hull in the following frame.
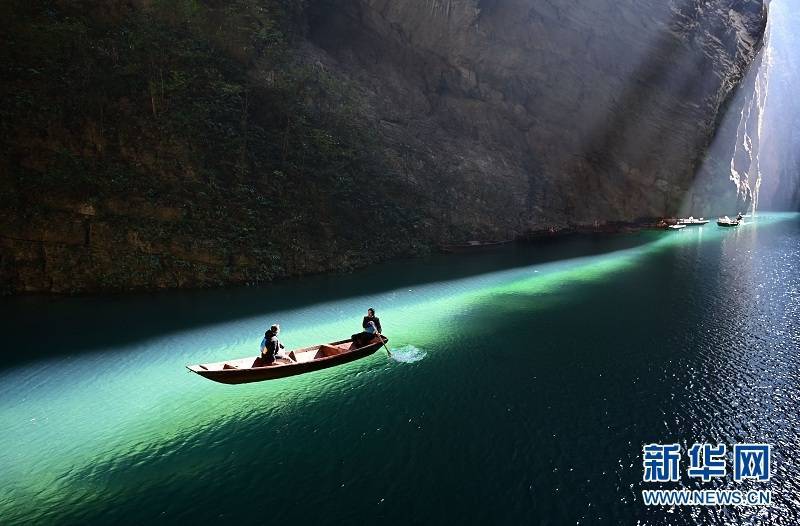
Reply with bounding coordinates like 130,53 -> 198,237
717,222 -> 739,227
187,335 -> 388,384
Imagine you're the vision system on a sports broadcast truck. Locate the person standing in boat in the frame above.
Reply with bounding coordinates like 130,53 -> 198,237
260,324 -> 286,364
362,308 -> 382,334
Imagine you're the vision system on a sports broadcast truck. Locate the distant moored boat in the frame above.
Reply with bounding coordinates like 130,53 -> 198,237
676,216 -> 710,226
717,216 -> 740,227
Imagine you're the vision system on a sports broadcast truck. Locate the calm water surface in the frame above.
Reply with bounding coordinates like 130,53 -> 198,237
1,213 -> 799,525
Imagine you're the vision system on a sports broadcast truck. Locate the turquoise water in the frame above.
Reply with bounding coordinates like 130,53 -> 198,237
1,213 -> 799,524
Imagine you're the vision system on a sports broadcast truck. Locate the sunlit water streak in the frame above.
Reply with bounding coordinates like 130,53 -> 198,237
0,213 -> 798,524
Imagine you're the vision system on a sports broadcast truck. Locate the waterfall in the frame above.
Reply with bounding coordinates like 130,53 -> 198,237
729,4 -> 774,214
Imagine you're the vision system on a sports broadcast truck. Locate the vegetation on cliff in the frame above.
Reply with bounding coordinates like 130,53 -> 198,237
0,0 -> 427,293
0,0 -> 766,294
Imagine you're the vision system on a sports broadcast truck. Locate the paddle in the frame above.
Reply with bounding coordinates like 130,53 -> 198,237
378,332 -> 391,357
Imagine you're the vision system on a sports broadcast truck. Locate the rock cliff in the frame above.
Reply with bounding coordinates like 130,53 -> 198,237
0,0 -> 766,293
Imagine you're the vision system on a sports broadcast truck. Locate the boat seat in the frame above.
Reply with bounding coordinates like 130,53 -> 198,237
318,344 -> 343,357
223,363 -> 238,370
293,351 -> 318,363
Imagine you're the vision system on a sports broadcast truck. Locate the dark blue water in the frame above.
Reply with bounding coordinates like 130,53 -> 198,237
1,213 -> 798,525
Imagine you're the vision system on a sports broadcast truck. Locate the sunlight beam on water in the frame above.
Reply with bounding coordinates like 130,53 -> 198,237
0,213 -> 796,521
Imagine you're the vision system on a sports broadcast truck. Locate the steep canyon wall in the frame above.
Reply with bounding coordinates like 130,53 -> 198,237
0,0 -> 766,293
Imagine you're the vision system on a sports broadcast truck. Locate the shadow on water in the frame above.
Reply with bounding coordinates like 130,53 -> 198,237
0,232 -> 659,369
6,255 -> 670,525
22,220 -> 798,526
2,216 -> 798,525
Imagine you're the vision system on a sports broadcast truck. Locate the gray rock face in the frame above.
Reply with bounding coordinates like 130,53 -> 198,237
307,0 -> 766,233
0,0 -> 767,294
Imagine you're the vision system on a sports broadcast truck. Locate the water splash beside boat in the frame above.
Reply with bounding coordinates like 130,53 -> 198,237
390,345 -> 428,363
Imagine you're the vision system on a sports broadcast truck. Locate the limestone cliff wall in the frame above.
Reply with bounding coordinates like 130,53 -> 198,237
0,0 -> 766,293
307,0 -> 766,227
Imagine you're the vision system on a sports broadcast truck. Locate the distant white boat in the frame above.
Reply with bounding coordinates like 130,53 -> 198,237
717,216 -> 740,227
676,216 -> 710,226
669,224 -> 687,230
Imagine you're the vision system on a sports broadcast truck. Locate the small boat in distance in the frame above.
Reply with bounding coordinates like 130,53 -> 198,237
676,216 -> 710,226
717,216 -> 740,227
440,240 -> 514,253
668,224 -> 686,230
187,335 -> 388,384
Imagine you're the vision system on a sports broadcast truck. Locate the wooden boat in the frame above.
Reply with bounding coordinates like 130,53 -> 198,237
440,240 -> 514,253
676,216 -> 710,226
717,216 -> 740,227
186,335 -> 388,384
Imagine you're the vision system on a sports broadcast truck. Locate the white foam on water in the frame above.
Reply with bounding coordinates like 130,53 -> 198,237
390,345 -> 428,363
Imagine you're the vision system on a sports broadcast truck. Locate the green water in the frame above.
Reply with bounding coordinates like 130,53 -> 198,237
1,213 -> 799,525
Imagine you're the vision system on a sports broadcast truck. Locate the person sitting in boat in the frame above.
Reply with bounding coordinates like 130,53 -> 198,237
352,311 -> 382,348
260,324 -> 287,364
362,308 -> 382,333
